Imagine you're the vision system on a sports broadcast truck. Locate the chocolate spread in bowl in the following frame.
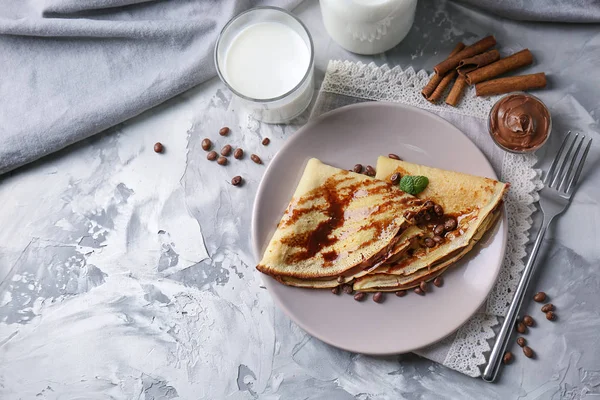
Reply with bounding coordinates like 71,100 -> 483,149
489,93 -> 551,152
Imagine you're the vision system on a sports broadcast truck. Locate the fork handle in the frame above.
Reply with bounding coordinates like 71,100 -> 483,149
482,218 -> 549,382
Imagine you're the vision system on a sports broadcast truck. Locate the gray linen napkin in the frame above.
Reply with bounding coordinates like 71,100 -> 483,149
0,0 -> 301,175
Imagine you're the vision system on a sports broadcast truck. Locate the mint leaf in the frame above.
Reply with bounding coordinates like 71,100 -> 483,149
399,175 -> 429,195
413,176 -> 429,194
399,176 -> 415,194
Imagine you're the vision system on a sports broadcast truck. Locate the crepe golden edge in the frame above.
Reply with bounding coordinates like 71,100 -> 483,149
256,158 -> 425,283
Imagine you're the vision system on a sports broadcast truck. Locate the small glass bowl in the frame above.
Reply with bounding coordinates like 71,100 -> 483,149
488,92 -> 552,154
214,7 -> 315,124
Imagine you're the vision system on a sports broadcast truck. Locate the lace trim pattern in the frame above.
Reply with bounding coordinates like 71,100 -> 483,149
321,60 -> 542,376
321,60 -> 498,120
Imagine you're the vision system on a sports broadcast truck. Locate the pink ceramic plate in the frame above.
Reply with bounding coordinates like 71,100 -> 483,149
251,102 -> 507,354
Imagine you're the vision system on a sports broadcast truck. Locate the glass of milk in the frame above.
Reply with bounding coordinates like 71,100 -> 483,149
215,7 -> 315,124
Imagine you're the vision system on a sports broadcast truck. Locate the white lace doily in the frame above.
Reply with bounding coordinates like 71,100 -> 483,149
320,60 -> 542,377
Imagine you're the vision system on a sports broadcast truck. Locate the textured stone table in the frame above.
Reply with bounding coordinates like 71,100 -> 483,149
1,1 -> 599,398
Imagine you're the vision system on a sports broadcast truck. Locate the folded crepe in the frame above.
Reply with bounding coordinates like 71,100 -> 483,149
256,158 -> 424,287
354,157 -> 508,291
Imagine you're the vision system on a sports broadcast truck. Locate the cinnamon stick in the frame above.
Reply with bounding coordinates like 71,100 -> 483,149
421,42 -> 465,99
475,73 -> 547,96
445,75 -> 468,106
428,70 -> 457,103
466,49 -> 534,85
434,36 -> 496,76
457,50 -> 500,76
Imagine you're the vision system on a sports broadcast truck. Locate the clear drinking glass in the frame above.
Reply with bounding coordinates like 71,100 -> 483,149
214,7 -> 315,124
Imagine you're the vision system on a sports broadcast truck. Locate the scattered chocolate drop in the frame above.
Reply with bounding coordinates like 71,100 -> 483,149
353,292 -> 366,302
546,311 -> 556,321
419,281 -> 428,293
533,292 -> 546,302
234,148 -> 244,159
262,137 -> 270,146
372,292 -> 384,303
251,154 -> 262,164
523,346 -> 534,358
388,153 -> 401,160
201,138 -> 212,151
217,156 -> 228,166
503,351 -> 513,364
516,337 -> 526,347
153,142 -> 164,153
337,276 -> 345,284
414,287 -> 424,296
353,164 -> 363,173
523,315 -> 535,327
390,173 -> 401,185
541,303 -> 554,313
434,224 -> 445,236
219,126 -> 230,136
432,235 -> 444,244
364,165 -> 376,176
516,322 -> 527,334
434,204 -> 444,216
395,290 -> 407,297
207,151 -> 218,161
231,176 -> 242,186
342,284 -> 353,295
221,144 -> 232,156
433,276 -> 443,287
424,237 -> 436,248
331,286 -> 340,295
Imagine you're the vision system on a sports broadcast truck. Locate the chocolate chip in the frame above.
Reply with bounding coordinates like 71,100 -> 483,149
424,213 -> 432,221
523,346 -> 534,358
353,164 -> 363,173
395,290 -> 407,297
541,303 -> 554,313
331,286 -> 340,295
201,138 -> 212,151
342,284 -> 353,295
388,153 -> 401,160
516,337 -> 526,347
337,276 -> 345,284
414,287 -> 424,296
217,156 -> 228,166
444,217 -> 458,231
354,292 -> 366,301
516,322 -> 527,334
365,165 -> 376,176
390,173 -> 401,185
533,292 -> 546,302
221,144 -> 232,156
503,351 -> 513,364
251,154 -> 262,164
231,176 -> 242,186
432,235 -> 444,244
207,151 -> 218,161
424,237 -> 436,248
434,204 -> 444,216
153,142 -> 164,153
262,137 -> 270,146
546,311 -> 556,321
433,276 -> 443,287
234,148 -> 244,159
424,200 -> 434,209
372,292 -> 384,303
434,224 -> 445,236
523,315 -> 534,327
219,126 -> 230,136
419,281 -> 428,293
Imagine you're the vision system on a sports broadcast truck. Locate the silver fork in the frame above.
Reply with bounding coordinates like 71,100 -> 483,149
482,132 -> 593,382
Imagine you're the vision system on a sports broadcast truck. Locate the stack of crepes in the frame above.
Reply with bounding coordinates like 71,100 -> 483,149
256,157 -> 508,292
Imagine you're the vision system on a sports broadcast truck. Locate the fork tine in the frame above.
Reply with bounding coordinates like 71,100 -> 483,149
566,138 -> 592,194
559,136 -> 584,192
551,133 -> 579,189
543,131 -> 571,185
